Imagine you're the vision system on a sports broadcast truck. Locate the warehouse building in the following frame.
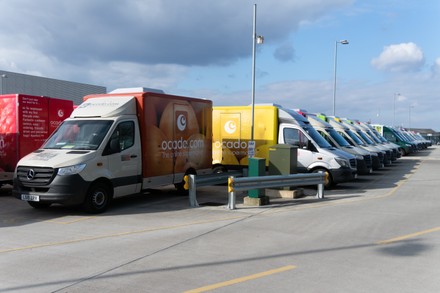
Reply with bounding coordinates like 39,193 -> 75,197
0,70 -> 106,105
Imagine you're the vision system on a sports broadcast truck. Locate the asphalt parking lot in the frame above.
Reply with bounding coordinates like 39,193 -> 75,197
1,146 -> 440,292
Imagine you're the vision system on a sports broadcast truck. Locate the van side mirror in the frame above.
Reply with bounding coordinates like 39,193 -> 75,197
307,140 -> 317,152
110,138 -> 121,153
103,138 -> 121,156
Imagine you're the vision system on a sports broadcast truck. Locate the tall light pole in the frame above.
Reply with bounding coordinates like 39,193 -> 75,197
332,39 -> 349,116
409,105 -> 414,130
250,3 -> 264,156
393,92 -> 400,127
0,74 -> 7,94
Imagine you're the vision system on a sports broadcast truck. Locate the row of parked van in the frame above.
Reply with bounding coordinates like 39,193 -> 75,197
12,89 -> 431,213
212,104 -> 431,189
372,124 -> 431,155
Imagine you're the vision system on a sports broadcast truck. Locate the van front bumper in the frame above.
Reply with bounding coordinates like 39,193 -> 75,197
356,159 -> 371,175
331,167 -> 356,184
12,174 -> 91,206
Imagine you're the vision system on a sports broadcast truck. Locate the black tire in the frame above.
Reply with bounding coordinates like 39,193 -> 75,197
213,165 -> 227,174
175,170 -> 196,195
312,168 -> 333,189
28,201 -> 51,209
83,182 -> 111,213
400,148 -> 406,156
174,181 -> 188,195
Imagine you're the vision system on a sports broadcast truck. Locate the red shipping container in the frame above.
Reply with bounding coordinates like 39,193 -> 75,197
0,94 -> 73,183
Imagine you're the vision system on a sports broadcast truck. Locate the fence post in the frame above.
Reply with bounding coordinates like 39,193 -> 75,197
316,171 -> 324,199
189,174 -> 199,207
227,176 -> 236,210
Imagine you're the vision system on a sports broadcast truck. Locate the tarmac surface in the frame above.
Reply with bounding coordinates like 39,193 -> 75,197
1,145 -> 440,292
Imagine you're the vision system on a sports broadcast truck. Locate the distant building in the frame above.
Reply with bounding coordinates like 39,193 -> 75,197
0,70 -> 106,105
408,128 -> 440,145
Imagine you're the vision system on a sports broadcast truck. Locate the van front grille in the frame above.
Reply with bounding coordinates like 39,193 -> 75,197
349,158 -> 356,168
16,166 -> 56,186
364,155 -> 372,165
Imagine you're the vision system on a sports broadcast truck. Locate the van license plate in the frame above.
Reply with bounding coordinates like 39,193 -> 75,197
21,194 -> 40,202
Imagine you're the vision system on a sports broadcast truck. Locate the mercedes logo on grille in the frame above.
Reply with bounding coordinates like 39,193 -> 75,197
27,169 -> 36,180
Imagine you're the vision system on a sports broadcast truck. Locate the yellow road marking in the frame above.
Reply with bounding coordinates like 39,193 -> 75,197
46,216 -> 95,224
377,226 -> 440,245
183,265 -> 296,293
0,216 -> 244,253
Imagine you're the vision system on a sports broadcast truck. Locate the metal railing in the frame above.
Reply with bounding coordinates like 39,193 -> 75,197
185,171 -> 243,207
185,171 -> 324,209
227,172 -> 325,209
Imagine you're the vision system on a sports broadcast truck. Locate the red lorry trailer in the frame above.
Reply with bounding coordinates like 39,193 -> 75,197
0,94 -> 73,186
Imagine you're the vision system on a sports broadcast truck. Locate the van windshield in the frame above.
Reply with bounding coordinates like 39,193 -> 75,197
44,120 -> 113,150
303,126 -> 333,148
327,128 -> 351,147
365,130 -> 381,143
345,129 -> 365,145
358,131 -> 374,145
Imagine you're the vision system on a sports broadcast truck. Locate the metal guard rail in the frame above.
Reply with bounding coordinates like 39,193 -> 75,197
185,171 -> 243,207
227,172 -> 325,209
185,171 -> 324,209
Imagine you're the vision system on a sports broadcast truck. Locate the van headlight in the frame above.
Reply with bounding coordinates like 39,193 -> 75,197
57,164 -> 86,176
356,155 -> 364,160
335,157 -> 350,168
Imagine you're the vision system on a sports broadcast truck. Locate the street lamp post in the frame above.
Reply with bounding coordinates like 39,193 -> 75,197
409,105 -> 414,130
332,40 -> 349,116
0,74 -> 7,94
393,92 -> 400,127
250,4 -> 264,156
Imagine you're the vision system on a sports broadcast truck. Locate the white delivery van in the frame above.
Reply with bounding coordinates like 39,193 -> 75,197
301,113 -> 373,175
322,115 -> 384,170
339,118 -> 392,166
13,88 -> 212,213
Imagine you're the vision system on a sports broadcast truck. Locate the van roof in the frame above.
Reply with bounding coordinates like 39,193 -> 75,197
71,96 -> 136,118
109,87 -> 164,94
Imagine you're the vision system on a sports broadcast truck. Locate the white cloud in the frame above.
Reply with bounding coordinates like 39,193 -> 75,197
431,58 -> 440,77
371,42 -> 425,72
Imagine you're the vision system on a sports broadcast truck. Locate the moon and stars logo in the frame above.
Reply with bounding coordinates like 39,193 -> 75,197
224,120 -> 237,134
177,114 -> 187,131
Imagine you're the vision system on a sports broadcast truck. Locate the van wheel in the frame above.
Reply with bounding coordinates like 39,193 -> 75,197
175,170 -> 196,195
174,181 -> 187,195
400,148 -> 406,156
312,168 -> 333,189
83,182 -> 111,213
28,201 -> 51,209
213,165 -> 227,174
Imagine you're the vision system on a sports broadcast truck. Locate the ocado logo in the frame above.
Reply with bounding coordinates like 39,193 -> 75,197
224,120 -> 237,134
57,109 -> 64,118
177,114 -> 187,131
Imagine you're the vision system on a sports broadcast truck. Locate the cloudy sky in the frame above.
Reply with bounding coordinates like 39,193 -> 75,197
1,0 -> 439,130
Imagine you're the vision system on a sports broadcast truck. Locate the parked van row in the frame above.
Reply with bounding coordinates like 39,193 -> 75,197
9,89 -> 430,213
212,104 -> 357,190
294,110 -> 400,173
373,124 -> 431,155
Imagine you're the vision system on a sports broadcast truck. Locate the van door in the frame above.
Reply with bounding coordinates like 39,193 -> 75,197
106,120 -> 142,197
279,124 -> 313,173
